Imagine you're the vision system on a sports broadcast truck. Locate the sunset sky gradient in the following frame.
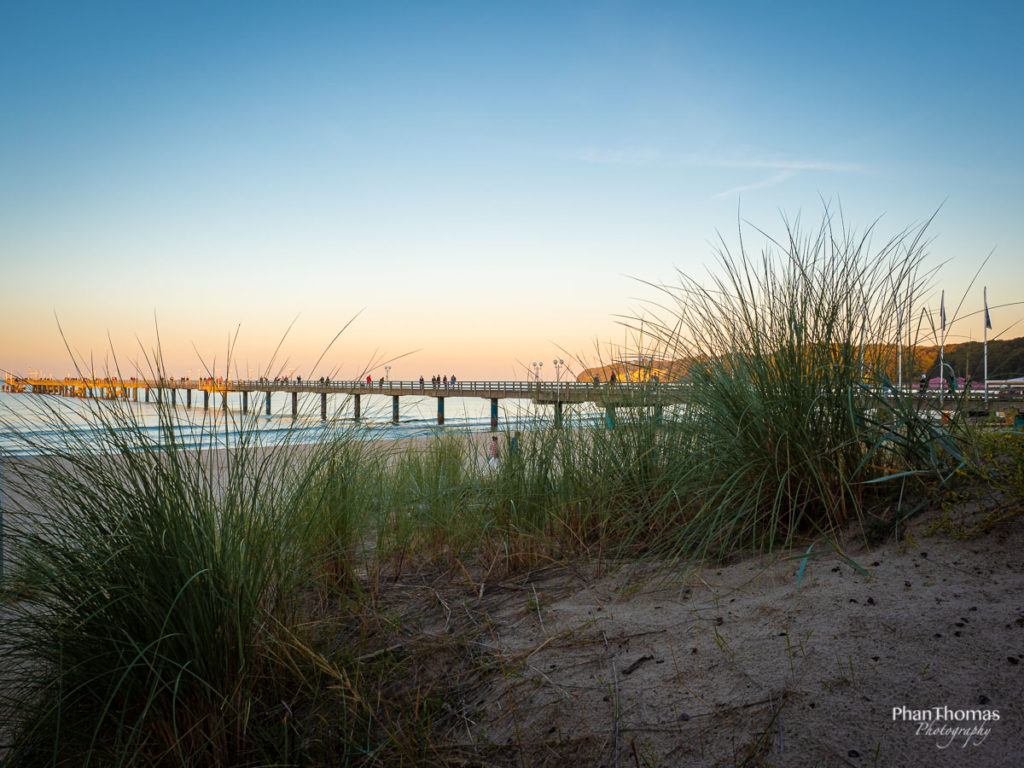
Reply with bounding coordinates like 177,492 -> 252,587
2,1 -> 1022,380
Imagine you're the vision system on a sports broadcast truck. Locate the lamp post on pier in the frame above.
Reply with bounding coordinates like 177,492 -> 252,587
531,361 -> 543,382
552,359 -> 564,383
385,365 -> 392,383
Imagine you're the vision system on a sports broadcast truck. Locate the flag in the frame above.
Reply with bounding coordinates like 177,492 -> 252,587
984,287 -> 992,330
940,291 -> 946,332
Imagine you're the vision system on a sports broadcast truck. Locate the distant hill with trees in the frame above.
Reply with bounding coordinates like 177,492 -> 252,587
577,335 -> 1024,383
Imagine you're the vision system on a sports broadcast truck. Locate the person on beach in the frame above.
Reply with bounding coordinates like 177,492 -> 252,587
488,435 -> 500,472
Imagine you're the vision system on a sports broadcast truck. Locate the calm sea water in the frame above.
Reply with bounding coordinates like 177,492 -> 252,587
0,390 -> 601,457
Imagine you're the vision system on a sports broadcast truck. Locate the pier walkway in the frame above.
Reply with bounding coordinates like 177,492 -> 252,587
2,376 -> 689,428
4,376 -> 1023,429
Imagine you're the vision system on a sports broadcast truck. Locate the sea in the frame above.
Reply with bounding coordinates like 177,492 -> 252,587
0,389 -> 602,457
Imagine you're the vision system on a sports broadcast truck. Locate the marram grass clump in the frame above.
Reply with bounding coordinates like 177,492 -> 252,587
0,384 -> 443,767
633,209 -> 970,560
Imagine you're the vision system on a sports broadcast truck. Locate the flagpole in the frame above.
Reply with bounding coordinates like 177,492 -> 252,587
939,291 -> 946,408
984,287 -> 990,404
897,306 -> 903,391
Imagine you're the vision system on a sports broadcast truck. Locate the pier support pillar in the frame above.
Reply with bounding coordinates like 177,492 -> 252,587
291,391 -> 298,419
353,393 -> 361,421
145,388 -> 150,403
604,405 -> 616,430
490,398 -> 499,430
321,392 -> 327,421
654,403 -> 663,424
392,395 -> 400,424
203,390 -> 209,411
554,401 -> 563,429
186,389 -> 192,408
133,387 -> 139,402
437,397 -> 445,425
265,392 -> 272,416
242,391 -> 248,413
170,389 -> 176,406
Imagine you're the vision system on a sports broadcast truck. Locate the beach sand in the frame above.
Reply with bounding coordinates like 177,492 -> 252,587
439,507 -> 1023,767
2,439 -> 1020,766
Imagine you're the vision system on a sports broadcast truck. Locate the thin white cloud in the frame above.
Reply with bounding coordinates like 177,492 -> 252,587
713,170 -> 797,199
576,147 -> 665,165
711,159 -> 863,173
574,147 -> 864,174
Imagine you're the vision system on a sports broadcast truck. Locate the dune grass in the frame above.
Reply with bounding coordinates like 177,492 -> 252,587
0,373 -> 468,766
0,209 -> 1003,765
626,209 -> 970,560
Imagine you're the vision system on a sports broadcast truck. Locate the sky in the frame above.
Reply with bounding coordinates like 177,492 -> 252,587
2,0 -> 1022,381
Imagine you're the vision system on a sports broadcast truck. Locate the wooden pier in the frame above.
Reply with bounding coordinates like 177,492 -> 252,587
1,376 -> 691,429
4,375 -> 1023,429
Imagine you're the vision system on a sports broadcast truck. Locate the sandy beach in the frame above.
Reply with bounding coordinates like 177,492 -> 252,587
2,435 -> 1021,767
441,506 -> 1023,766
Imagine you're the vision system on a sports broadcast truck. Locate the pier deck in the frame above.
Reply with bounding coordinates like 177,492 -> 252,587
4,376 -> 1023,429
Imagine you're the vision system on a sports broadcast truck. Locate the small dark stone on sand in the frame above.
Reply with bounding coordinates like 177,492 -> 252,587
1008,657 -> 1020,665
678,712 -> 690,721
848,749 -> 860,758
979,695 -> 990,705
871,656 -> 880,661
866,597 -> 875,605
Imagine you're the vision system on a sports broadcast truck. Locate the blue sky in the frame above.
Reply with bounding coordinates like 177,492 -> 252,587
2,1 -> 1022,379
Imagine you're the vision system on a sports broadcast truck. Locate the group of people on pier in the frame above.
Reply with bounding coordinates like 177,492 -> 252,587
422,375 -> 457,389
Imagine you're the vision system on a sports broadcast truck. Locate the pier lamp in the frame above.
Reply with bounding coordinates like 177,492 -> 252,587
385,365 -> 392,382
552,359 -> 564,382
531,361 -> 543,381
